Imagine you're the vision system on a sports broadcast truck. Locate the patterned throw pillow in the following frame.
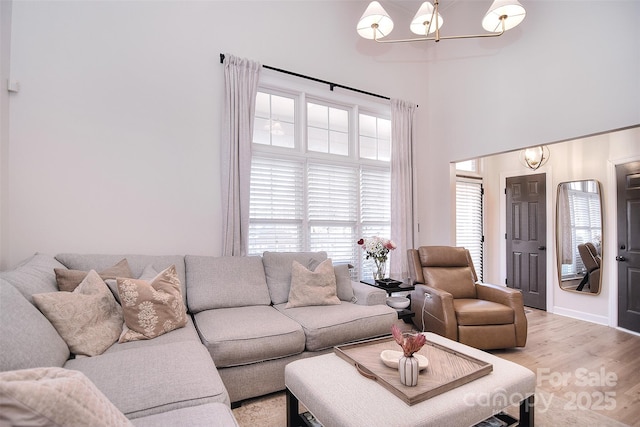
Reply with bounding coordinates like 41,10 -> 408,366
33,270 -> 123,356
0,367 -> 133,426
286,259 -> 341,308
54,258 -> 133,292
117,265 -> 187,343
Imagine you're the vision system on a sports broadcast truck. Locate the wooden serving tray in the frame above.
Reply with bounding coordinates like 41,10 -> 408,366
334,336 -> 493,406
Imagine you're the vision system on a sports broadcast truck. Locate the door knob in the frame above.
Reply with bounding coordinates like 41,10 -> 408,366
616,256 -> 627,262
538,246 -> 546,250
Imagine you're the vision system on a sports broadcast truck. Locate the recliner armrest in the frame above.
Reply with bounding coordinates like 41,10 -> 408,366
476,282 -> 528,347
411,284 -> 457,340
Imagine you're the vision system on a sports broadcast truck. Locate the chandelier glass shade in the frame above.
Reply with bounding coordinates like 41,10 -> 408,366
357,0 -> 526,43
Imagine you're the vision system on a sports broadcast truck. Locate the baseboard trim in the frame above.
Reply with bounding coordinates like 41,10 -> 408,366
552,306 -> 609,326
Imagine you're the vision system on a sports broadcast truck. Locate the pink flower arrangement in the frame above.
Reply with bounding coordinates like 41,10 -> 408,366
357,236 -> 396,265
391,324 -> 426,357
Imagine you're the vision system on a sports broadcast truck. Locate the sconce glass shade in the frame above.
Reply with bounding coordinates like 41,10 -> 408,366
410,2 -> 443,35
482,0 -> 526,32
357,1 -> 394,40
522,145 -> 550,170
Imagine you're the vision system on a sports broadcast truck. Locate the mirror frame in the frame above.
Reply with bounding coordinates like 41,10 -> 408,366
555,179 -> 603,295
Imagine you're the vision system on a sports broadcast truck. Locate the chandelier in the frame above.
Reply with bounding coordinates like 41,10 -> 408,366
357,0 -> 526,43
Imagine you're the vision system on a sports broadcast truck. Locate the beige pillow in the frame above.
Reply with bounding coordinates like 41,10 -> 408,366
0,367 -> 133,427
33,270 -> 123,356
117,265 -> 187,342
286,259 -> 341,308
55,258 -> 133,292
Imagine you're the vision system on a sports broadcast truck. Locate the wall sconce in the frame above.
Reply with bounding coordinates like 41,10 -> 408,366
520,145 -> 550,170
356,0 -> 526,44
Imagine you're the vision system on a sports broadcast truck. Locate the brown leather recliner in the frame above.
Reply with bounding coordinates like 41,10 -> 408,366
407,246 -> 527,350
576,242 -> 601,293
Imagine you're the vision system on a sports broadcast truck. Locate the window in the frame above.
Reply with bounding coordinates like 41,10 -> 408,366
249,81 -> 391,280
456,177 -> 484,281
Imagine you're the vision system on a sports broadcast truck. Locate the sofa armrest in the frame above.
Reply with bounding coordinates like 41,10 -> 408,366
410,284 -> 457,340
476,282 -> 528,347
351,280 -> 387,306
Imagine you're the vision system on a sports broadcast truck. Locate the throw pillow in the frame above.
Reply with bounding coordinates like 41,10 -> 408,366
263,251 -> 328,305
32,270 -> 123,356
0,367 -> 133,426
334,263 -> 357,303
286,259 -> 341,308
117,265 -> 187,342
55,258 -> 133,292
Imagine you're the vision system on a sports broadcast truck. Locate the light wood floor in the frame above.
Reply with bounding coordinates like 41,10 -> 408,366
233,310 -> 640,426
490,309 -> 640,426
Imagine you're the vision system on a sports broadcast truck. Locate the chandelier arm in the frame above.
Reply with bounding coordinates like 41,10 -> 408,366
372,15 -> 506,44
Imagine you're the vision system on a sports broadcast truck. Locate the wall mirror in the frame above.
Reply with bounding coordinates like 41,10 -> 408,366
556,180 -> 603,294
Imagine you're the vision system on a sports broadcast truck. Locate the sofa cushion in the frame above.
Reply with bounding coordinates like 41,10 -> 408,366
117,265 -> 187,342
286,259 -> 340,308
185,255 -> 271,312
0,253 -> 66,303
64,340 -> 229,418
55,254 -> 188,305
103,316 -> 201,354
193,306 -> 305,368
263,251 -> 327,305
0,367 -> 133,427
55,258 -> 133,292
0,282 -> 70,371
131,402 -> 239,427
453,299 -> 515,326
274,302 -> 397,351
33,270 -> 123,356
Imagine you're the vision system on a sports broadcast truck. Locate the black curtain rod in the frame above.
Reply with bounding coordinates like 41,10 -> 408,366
220,53 -> 390,101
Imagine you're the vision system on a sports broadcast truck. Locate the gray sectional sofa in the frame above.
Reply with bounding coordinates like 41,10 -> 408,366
0,251 -> 397,425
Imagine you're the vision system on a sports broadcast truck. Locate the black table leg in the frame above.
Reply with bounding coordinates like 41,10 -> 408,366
519,394 -> 535,427
286,388 -> 304,427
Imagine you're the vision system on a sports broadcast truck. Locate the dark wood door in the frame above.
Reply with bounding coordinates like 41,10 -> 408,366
506,173 -> 547,310
617,161 -> 640,333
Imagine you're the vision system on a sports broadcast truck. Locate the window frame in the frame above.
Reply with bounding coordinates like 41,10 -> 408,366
249,70 -> 392,279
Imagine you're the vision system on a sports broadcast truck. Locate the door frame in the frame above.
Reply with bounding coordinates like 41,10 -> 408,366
607,155 -> 640,334
499,167 -> 555,313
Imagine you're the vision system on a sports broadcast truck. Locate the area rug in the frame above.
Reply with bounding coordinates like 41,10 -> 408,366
232,389 -> 629,426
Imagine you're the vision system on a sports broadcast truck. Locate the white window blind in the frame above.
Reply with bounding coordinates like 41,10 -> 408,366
248,82 -> 391,279
249,156 -> 304,252
562,182 -> 602,276
456,177 -> 484,281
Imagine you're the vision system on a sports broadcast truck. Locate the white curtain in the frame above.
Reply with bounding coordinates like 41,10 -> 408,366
390,99 -> 416,279
221,55 -> 261,256
558,184 -> 573,264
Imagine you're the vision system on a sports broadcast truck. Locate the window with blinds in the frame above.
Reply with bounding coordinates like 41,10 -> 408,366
456,177 -> 484,281
249,86 -> 391,279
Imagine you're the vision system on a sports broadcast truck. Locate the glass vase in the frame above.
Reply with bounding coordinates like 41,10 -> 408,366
398,355 -> 419,387
373,259 -> 386,281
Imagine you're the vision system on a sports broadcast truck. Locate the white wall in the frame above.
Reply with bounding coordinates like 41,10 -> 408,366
481,127 -> 640,325
0,0 -> 12,267
2,0 -> 639,270
415,0 -> 640,245
2,0 -> 430,268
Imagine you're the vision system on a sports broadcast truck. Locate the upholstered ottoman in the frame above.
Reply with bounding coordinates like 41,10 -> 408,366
285,332 -> 535,427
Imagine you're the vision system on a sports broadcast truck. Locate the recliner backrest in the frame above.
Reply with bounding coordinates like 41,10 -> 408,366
416,246 -> 477,299
578,243 -> 600,272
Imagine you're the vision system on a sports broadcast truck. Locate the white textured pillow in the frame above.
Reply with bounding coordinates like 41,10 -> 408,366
33,270 -> 123,356
0,367 -> 133,426
286,259 -> 341,308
